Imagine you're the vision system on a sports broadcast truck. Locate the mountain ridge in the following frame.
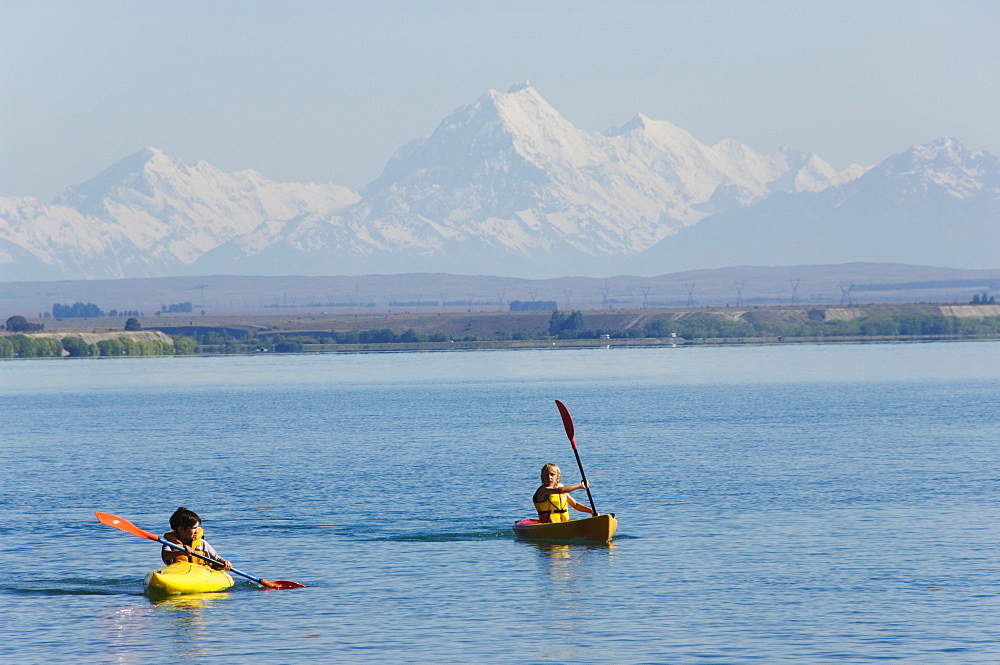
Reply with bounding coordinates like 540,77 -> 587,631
0,85 -> 996,282
624,138 -> 1000,274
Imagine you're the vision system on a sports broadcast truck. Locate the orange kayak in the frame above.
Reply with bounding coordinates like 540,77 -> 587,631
513,513 -> 617,543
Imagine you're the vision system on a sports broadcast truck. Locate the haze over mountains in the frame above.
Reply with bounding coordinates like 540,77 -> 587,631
1,83 -> 996,282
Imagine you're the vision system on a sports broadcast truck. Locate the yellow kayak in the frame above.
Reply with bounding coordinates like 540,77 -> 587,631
513,513 -> 617,543
144,562 -> 235,596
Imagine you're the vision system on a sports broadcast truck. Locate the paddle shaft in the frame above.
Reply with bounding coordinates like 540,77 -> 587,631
555,400 -> 599,516
157,536 -> 272,587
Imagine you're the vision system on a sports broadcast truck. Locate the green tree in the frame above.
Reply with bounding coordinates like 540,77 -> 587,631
61,337 -> 93,357
564,311 -> 586,333
549,310 -> 586,337
5,315 -> 43,332
358,329 -> 397,343
399,329 -> 423,343
548,310 -> 566,336
10,334 -> 40,357
172,336 -> 197,355
336,331 -> 360,344
34,337 -> 62,357
124,317 -> 142,331
0,337 -> 13,358
97,338 -> 125,356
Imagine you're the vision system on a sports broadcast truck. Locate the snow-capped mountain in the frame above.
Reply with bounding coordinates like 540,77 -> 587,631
0,84 -> 994,282
0,148 -> 359,280
191,83 -> 859,277
625,138 -> 1000,274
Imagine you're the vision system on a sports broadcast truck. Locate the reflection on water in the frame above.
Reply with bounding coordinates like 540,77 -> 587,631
99,603 -> 154,665
149,590 -> 227,611
150,592 -> 227,658
522,541 -> 619,661
96,590 -> 233,662
525,541 -> 617,583
534,542 -> 573,559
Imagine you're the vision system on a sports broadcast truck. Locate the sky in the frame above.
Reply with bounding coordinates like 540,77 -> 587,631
2,0 -> 998,202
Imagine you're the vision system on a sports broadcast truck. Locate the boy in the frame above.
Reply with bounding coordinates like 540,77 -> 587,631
161,506 -> 233,571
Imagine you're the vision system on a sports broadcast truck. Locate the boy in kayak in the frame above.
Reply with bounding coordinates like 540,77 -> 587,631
533,463 -> 595,523
161,507 -> 233,571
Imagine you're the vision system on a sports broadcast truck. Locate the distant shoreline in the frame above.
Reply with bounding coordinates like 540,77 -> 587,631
5,302 -> 997,358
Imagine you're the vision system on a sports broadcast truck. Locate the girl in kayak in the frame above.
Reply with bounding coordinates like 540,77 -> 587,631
161,507 -> 233,571
532,463 -> 595,523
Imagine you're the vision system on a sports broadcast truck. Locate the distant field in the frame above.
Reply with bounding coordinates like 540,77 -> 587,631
31,302 -> 1000,338
3,264 -> 999,324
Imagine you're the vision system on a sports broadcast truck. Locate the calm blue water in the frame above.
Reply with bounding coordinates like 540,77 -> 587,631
1,342 -> 998,663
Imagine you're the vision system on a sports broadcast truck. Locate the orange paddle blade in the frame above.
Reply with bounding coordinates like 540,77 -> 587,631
259,579 -> 307,589
96,511 -> 159,541
555,399 -> 577,449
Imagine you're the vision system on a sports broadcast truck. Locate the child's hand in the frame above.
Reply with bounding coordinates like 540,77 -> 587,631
222,559 -> 233,571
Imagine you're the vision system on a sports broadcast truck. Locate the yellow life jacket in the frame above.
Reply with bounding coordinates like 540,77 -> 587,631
163,527 -> 212,567
534,484 -> 570,523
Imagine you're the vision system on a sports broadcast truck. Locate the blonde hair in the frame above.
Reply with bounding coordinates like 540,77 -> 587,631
540,463 -> 562,483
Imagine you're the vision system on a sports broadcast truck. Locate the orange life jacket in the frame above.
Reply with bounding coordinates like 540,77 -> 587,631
163,528 -> 214,567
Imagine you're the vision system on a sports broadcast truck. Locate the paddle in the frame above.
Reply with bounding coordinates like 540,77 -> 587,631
554,400 -> 599,516
95,511 -> 305,589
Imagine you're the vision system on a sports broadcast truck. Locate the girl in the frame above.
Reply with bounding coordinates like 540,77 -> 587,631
532,463 -> 595,523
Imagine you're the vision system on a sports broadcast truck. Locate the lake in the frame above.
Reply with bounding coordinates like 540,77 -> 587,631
2,341 -> 998,663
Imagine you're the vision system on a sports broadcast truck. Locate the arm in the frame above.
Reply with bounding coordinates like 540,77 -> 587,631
161,543 -> 193,565
201,541 -> 234,571
160,541 -> 232,571
208,558 -> 234,571
567,494 -> 596,515
534,481 -> 589,498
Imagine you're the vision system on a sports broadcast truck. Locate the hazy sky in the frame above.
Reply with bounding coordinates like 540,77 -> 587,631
2,1 -> 998,201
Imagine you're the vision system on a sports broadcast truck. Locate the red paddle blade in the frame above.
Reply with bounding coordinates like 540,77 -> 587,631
555,400 -> 577,448
96,511 -> 159,541
260,579 -> 307,589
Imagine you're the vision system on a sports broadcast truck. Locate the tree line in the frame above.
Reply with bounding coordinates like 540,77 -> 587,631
178,309 -> 1000,354
0,334 -> 196,358
6,309 -> 999,359
588,310 -> 1000,340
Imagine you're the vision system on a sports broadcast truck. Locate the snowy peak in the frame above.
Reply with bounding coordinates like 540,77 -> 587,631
620,114 -> 699,145
2,147 -> 359,279
603,114 -> 647,137
54,147 -> 182,214
55,146 -> 358,229
364,84 -> 596,200
353,85 -> 869,264
865,137 -> 1000,199
629,138 -> 1000,274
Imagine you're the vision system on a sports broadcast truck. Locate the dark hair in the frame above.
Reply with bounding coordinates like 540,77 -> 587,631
169,507 -> 202,531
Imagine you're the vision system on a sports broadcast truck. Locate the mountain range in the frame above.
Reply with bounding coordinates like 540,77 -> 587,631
1,83 -> 996,282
